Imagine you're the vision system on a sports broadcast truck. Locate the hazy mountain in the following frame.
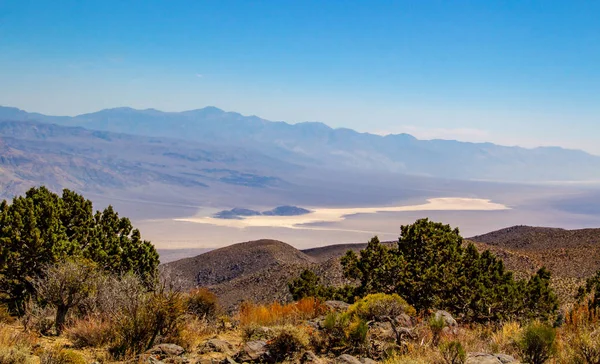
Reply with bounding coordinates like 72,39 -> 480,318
2,105 -> 600,182
0,119 -> 299,202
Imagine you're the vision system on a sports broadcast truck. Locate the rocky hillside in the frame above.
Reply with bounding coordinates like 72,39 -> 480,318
164,240 -> 354,309
165,226 -> 600,310
469,226 -> 600,279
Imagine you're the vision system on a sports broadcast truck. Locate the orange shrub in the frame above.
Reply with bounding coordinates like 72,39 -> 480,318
239,297 -> 327,326
566,303 -> 600,330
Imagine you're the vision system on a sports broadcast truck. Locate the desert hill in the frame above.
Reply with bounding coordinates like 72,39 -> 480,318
164,239 -> 357,310
469,226 -> 600,279
165,226 -> 600,310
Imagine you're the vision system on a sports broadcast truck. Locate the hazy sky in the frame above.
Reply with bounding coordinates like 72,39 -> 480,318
1,1 -> 599,153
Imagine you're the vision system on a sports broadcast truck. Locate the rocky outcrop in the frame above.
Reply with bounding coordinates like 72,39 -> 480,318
466,352 -> 519,364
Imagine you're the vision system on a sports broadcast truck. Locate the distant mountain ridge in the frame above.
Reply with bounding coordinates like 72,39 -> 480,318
2,105 -> 600,182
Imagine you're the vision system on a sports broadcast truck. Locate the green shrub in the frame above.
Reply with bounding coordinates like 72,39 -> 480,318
347,317 -> 369,354
440,340 -> 466,364
267,325 -> 309,361
186,288 -> 218,320
517,323 -> 556,364
429,314 -> 446,346
347,293 -> 416,321
322,312 -> 351,352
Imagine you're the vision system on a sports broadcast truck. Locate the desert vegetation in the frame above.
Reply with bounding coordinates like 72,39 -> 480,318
1,187 -> 600,363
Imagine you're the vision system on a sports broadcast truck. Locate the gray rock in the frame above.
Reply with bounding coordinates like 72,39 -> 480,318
326,300 -> 350,312
434,310 -> 458,327
147,344 -> 186,357
495,354 -> 518,363
396,313 -> 414,328
336,354 -> 362,364
359,358 -> 377,364
370,321 -> 395,342
466,352 -> 517,364
200,339 -> 236,355
301,351 -> 324,364
235,340 -> 269,362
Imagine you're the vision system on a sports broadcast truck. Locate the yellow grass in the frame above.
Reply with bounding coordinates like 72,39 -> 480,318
239,297 -> 327,326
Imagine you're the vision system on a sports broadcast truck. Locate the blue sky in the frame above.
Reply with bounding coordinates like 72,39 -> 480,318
1,1 -> 599,153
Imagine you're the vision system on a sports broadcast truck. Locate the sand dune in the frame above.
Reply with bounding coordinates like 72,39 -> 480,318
175,197 -> 509,229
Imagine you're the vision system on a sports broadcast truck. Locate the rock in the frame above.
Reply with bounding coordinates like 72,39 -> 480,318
396,313 -> 414,328
336,354 -> 362,364
466,353 -> 502,364
301,351 -> 324,364
466,353 -> 518,364
495,354 -> 518,363
235,340 -> 269,362
326,300 -> 350,312
434,310 -> 458,327
200,339 -> 236,355
360,358 -> 377,364
370,321 -> 396,342
147,344 -> 186,357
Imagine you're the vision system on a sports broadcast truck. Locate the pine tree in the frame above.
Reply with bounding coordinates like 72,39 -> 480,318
0,186 -> 159,312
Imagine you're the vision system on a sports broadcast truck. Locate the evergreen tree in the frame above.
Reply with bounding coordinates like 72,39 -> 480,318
0,186 -> 159,312
338,218 -> 557,323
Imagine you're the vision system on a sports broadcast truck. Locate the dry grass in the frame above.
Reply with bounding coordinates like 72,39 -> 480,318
0,323 -> 38,364
239,297 -> 327,327
165,316 -> 215,351
65,316 -> 113,348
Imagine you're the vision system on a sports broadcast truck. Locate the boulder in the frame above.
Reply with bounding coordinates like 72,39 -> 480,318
360,358 -> 377,364
434,310 -> 458,327
396,313 -> 414,328
466,353 -> 519,364
325,301 -> 350,312
147,344 -> 186,357
336,354 -> 362,364
200,339 -> 236,355
495,354 -> 519,363
235,340 -> 269,362
369,321 -> 396,342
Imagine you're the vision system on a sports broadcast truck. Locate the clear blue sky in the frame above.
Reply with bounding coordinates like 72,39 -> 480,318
1,1 -> 599,153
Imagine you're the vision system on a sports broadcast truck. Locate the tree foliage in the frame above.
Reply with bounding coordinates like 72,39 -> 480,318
288,269 -> 355,303
291,218 -> 557,323
340,219 -> 558,322
0,186 -> 159,312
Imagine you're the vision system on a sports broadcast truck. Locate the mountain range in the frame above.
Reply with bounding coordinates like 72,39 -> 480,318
2,105 -> 600,188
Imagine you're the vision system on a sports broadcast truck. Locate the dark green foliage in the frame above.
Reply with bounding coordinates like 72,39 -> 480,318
518,323 -> 557,364
440,340 -> 466,364
288,269 -> 356,302
339,218 -> 557,323
0,186 -> 159,312
577,270 -> 600,309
